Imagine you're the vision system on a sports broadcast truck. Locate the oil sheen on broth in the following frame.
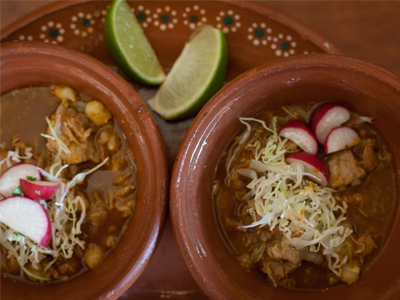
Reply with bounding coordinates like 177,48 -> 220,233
213,103 -> 396,289
0,87 -> 137,283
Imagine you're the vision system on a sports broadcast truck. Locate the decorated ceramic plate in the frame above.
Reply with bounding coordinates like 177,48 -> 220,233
1,1 -> 341,299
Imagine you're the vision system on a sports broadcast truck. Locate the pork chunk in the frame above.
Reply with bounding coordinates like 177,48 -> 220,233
262,257 -> 300,286
362,144 -> 378,171
327,150 -> 366,188
266,240 -> 301,265
262,257 -> 287,283
46,99 -> 98,164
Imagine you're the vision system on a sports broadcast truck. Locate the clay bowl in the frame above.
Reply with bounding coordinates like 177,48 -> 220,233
0,41 -> 168,300
171,54 -> 400,300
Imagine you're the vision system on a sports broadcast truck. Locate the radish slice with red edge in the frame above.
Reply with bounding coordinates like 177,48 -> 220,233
311,104 -> 351,144
286,152 -> 329,187
324,127 -> 361,154
0,163 -> 41,198
279,120 -> 318,154
0,196 -> 51,247
20,179 -> 60,200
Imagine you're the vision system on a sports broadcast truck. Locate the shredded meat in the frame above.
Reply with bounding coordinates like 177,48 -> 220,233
281,241 -> 301,264
1,137 -> 42,172
285,140 -> 298,151
58,263 -> 75,275
267,241 -> 282,261
362,144 -> 378,171
257,229 -> 270,242
266,240 -> 301,265
262,257 -> 299,287
85,191 -> 108,234
356,233 -> 377,256
327,150 -> 366,188
262,257 -> 286,282
46,99 -> 98,164
108,182 -> 136,217
241,199 -> 259,225
242,233 -> 253,248
238,254 -> 252,269
353,139 -> 379,171
60,110 -> 91,144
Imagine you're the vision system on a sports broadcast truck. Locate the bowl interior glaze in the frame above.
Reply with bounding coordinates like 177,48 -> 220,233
171,54 -> 400,300
0,42 -> 168,300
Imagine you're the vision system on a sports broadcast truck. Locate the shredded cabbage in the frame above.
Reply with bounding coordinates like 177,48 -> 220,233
45,117 -> 71,155
225,117 -> 352,276
354,115 -> 373,125
0,145 -> 108,280
0,146 -> 33,168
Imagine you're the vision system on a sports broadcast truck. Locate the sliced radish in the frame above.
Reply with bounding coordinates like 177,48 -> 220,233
324,127 -> 361,154
0,163 -> 41,198
311,104 -> 351,144
0,196 -> 51,247
286,152 -> 329,187
279,120 -> 318,154
20,179 -> 60,200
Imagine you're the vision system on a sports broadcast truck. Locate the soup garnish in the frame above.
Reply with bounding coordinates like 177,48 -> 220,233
0,86 -> 136,283
214,103 -> 395,289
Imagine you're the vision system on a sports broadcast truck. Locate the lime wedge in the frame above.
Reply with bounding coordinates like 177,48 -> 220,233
148,25 -> 228,120
104,0 -> 165,85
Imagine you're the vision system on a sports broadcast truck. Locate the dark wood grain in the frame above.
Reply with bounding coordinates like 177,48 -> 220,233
265,1 -> 400,77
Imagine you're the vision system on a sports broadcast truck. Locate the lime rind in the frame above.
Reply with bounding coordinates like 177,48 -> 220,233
148,26 -> 228,120
104,0 -> 165,85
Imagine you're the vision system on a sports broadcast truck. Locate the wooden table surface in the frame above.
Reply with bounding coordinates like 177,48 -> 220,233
1,1 -> 399,299
2,0 -> 400,77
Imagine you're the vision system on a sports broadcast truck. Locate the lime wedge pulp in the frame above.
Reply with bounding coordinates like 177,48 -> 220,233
104,0 -> 165,85
148,25 -> 228,120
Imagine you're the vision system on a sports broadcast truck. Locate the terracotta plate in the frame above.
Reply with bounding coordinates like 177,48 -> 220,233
1,1 -> 341,298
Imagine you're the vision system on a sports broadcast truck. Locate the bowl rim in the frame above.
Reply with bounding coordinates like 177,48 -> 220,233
170,53 -> 400,299
0,0 -> 342,56
0,41 -> 169,299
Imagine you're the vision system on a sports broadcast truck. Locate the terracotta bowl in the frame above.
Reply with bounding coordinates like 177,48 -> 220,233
0,42 -> 168,300
171,54 -> 400,300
